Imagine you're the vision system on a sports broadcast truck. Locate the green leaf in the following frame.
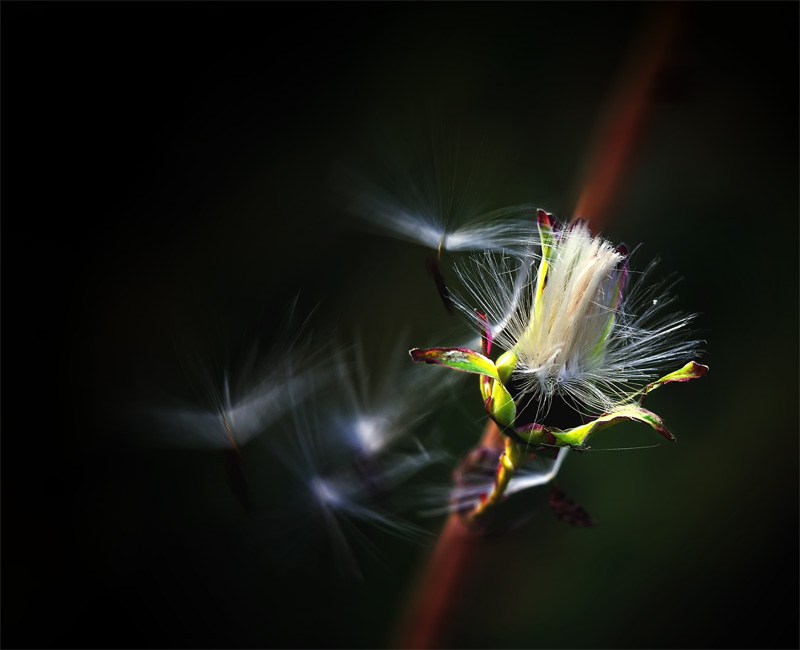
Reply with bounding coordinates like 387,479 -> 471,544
550,404 -> 675,447
409,347 -> 499,380
639,361 -> 708,404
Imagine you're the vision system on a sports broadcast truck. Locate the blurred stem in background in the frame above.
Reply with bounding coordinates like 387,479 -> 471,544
395,4 -> 683,647
571,3 -> 682,235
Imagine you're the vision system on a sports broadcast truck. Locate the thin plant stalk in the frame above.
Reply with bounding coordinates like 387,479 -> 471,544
394,421 -> 505,649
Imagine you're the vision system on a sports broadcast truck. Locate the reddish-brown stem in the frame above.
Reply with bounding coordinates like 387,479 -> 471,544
393,511 -> 483,649
394,421 -> 504,649
571,3 -> 682,233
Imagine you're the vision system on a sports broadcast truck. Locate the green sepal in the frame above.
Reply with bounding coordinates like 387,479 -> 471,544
550,404 -> 675,448
486,379 -> 516,427
531,210 -> 556,332
639,361 -> 709,405
409,347 -> 499,380
495,349 -> 518,385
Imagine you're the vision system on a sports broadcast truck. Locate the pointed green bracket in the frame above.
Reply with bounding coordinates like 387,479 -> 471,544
550,404 -> 675,447
511,403 -> 675,449
409,346 -> 499,380
639,361 -> 708,405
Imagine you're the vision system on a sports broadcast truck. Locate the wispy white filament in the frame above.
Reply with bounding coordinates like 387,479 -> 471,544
261,337 -> 461,580
348,193 -> 542,258
138,350 -> 328,450
454,220 -> 702,418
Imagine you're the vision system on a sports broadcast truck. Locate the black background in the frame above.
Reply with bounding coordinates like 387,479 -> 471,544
3,3 -> 798,649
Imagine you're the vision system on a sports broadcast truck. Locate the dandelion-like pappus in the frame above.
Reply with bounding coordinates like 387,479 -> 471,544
262,338 -> 463,580
411,209 -> 707,520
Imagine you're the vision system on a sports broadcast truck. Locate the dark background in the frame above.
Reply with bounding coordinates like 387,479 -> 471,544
3,2 -> 798,649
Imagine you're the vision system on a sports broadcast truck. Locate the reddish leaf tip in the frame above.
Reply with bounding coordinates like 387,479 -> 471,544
537,209 -> 553,228
569,217 -> 587,231
657,425 -> 677,442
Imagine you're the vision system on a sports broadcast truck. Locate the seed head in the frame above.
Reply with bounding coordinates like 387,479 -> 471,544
452,212 -> 703,424
412,209 -> 707,451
